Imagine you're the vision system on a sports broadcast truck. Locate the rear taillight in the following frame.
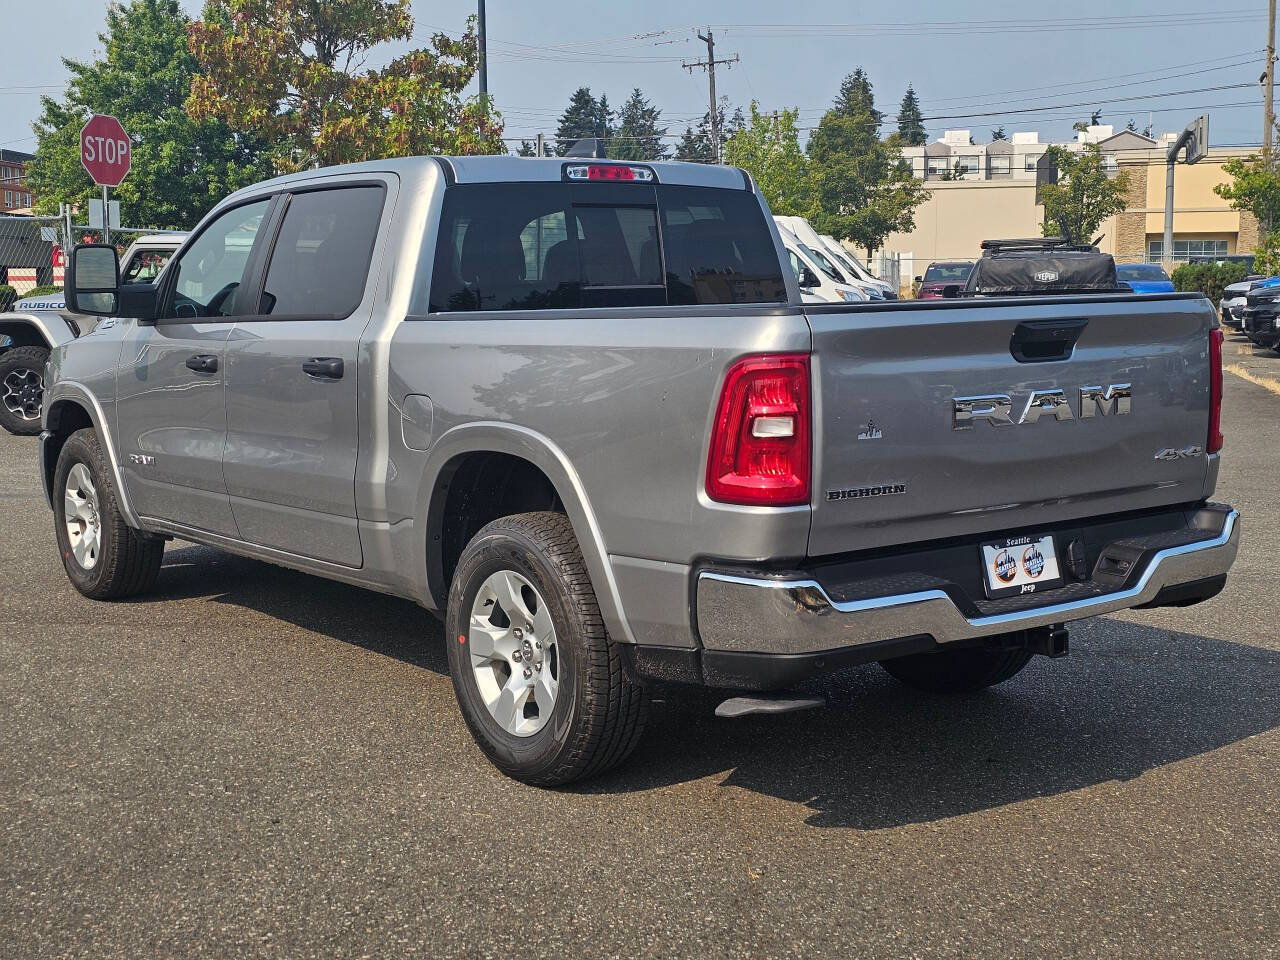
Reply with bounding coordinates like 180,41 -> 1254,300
1208,327 -> 1224,454
706,354 -> 811,506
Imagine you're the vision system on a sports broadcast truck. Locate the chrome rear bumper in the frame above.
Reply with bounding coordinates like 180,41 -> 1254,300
696,509 -> 1240,656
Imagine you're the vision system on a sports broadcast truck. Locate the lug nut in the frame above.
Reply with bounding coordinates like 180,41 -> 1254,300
523,667 -> 533,679
534,640 -> 542,650
513,628 -> 523,640
512,650 -> 523,662
534,663 -> 542,672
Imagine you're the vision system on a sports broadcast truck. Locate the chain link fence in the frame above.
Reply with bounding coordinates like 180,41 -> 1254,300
0,213 -> 184,310
0,215 -> 67,308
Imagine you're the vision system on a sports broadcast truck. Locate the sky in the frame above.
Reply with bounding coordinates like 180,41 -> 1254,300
0,1 -> 1267,155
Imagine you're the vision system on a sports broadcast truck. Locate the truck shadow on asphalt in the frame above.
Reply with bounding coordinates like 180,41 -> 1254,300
155,545 -> 1279,830
601,625 -> 1280,828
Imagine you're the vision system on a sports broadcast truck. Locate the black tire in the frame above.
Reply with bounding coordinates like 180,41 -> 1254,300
52,427 -> 163,599
445,511 -> 649,786
0,344 -> 50,436
879,644 -> 1033,694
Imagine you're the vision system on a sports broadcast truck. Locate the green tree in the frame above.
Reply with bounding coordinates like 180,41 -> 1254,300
187,0 -> 503,172
674,124 -> 711,162
26,0 -> 269,228
673,96 -> 738,162
608,88 -> 667,161
724,104 -> 746,140
722,102 -> 814,216
1039,144 -> 1130,243
555,86 -> 610,155
896,85 -> 926,146
806,74 -> 926,257
833,68 -> 883,124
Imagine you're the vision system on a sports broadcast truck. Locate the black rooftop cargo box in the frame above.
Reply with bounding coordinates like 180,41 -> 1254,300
964,238 -> 1120,296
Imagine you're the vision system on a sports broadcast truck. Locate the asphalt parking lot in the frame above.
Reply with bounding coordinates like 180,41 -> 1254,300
2,337 -> 1277,959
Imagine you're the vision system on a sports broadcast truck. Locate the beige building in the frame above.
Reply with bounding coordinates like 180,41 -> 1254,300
885,128 -> 1259,290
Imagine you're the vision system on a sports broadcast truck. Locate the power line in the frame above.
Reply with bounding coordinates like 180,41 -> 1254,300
492,54 -> 1261,129
710,11 -> 1260,37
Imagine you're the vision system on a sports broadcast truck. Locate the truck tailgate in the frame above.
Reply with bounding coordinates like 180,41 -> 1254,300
806,295 -> 1216,558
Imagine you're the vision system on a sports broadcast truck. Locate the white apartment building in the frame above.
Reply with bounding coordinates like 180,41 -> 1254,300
901,125 -> 1157,182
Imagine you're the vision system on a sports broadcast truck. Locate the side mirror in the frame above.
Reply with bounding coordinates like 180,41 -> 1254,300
941,284 -> 962,299
914,275 -> 923,283
800,266 -> 821,289
66,244 -> 120,316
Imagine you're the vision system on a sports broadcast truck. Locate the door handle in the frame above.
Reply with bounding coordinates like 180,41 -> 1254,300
302,357 -> 344,380
1009,318 -> 1088,363
185,354 -> 218,373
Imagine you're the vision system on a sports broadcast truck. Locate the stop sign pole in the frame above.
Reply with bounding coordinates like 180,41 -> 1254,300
79,114 -> 131,245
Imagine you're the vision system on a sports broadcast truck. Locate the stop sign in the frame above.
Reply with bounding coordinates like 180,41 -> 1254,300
80,114 -> 131,187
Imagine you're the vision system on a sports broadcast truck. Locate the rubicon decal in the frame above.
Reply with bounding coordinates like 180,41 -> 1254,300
826,482 -> 907,502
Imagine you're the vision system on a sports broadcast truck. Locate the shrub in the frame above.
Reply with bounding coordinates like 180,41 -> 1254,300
0,285 -> 16,313
24,285 -> 63,299
1171,260 -> 1250,303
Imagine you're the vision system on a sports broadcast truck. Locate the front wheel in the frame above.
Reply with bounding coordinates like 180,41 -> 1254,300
445,512 -> 649,786
879,644 -> 1033,694
0,345 -> 50,435
53,428 -> 164,599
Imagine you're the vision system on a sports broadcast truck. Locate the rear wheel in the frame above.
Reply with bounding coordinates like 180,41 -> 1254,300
53,428 -> 164,599
445,512 -> 649,786
879,644 -> 1033,694
0,345 -> 49,436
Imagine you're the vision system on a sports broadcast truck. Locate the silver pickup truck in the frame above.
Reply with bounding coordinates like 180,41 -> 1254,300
42,156 -> 1239,785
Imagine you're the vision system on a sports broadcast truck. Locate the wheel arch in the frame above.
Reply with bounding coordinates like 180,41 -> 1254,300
416,422 -> 636,644
0,312 -> 72,351
40,382 -> 140,528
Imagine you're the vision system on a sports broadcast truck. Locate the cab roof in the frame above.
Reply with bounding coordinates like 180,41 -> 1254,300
224,155 -> 752,203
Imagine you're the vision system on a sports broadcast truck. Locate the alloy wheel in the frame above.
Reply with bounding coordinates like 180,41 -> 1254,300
63,463 -> 102,570
2,367 -> 43,422
467,569 -> 560,737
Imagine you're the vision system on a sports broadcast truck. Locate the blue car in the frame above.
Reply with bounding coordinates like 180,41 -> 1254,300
1117,262 -> 1174,294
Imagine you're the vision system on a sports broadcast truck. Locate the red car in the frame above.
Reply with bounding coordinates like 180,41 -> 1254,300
916,260 -> 974,299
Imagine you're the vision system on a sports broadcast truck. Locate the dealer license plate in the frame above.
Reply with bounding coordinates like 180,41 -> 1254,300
980,534 -> 1064,599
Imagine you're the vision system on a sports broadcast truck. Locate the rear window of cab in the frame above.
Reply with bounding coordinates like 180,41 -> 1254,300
416,181 -> 787,313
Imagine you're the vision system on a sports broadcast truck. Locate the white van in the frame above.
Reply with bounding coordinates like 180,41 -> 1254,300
776,224 -> 868,303
773,215 -> 896,299
818,235 -> 897,300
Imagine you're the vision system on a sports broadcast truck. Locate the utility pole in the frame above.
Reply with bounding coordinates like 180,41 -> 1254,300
1266,0 -> 1276,158
535,133 -> 544,158
682,28 -> 738,163
477,0 -> 488,107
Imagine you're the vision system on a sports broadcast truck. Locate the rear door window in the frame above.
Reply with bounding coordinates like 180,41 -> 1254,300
658,185 -> 787,306
258,186 -> 384,318
420,180 -> 786,313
